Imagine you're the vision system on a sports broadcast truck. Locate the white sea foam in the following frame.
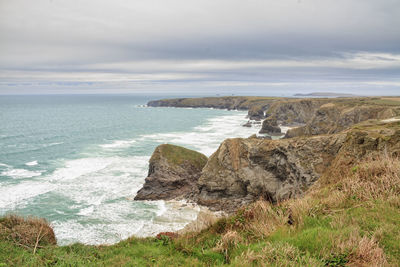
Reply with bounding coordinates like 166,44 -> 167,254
53,199 -> 200,245
99,139 -> 136,149
1,168 -> 42,179
42,142 -> 64,147
25,160 -> 38,166
0,181 -> 55,210
47,156 -> 149,204
140,112 -> 259,156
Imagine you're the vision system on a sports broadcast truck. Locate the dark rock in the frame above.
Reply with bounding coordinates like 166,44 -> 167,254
242,121 -> 252,127
259,118 -> 283,136
248,105 -> 266,121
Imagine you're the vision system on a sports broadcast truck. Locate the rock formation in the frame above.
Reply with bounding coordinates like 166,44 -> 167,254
285,103 -> 400,138
194,134 -> 345,211
258,118 -> 282,136
264,99 -> 328,125
134,144 -> 208,201
194,121 -> 400,211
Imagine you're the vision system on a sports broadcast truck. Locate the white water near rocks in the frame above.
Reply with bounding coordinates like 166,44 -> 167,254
0,95 -> 261,245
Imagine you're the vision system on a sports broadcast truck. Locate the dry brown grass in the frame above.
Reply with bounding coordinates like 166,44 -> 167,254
240,200 -> 287,239
213,230 -> 243,262
349,236 -> 387,267
0,214 -> 56,251
340,156 -> 400,200
232,242 -> 321,267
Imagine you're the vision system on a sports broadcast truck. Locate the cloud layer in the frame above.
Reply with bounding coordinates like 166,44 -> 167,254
1,0 -> 399,95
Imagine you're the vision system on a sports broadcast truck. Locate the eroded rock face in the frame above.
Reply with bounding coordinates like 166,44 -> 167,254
134,144 -> 208,201
264,99 -> 328,125
285,104 -> 400,138
194,121 -> 400,211
194,135 -> 345,211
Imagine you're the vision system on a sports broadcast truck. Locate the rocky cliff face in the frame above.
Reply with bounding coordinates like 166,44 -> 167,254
194,121 -> 400,211
257,99 -> 328,135
264,99 -> 328,125
134,144 -> 208,201
194,134 -> 345,211
285,104 -> 400,138
147,96 -> 278,118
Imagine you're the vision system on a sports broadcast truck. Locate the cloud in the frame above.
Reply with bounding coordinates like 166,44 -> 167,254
0,0 -> 399,94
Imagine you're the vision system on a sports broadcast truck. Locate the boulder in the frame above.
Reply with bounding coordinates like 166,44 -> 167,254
134,144 -> 208,201
242,121 -> 252,127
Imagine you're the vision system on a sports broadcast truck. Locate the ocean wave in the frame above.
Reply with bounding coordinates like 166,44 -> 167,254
99,139 -> 136,149
42,142 -> 64,147
0,181 -> 55,210
140,112 -> 258,156
47,156 -> 149,205
52,199 -> 199,245
25,160 -> 38,166
1,168 -> 42,179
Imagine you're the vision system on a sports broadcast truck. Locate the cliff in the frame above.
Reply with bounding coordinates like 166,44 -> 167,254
194,121 -> 400,211
134,144 -> 207,200
285,101 -> 400,138
148,96 -> 400,137
194,134 -> 344,211
147,96 -> 278,111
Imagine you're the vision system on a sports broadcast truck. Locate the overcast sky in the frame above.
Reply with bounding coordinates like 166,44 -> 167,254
1,0 -> 400,95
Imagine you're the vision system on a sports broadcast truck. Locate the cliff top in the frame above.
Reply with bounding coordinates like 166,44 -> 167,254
150,144 -> 208,170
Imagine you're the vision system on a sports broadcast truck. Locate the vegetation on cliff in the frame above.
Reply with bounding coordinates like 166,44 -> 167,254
1,154 -> 399,266
150,144 -> 208,170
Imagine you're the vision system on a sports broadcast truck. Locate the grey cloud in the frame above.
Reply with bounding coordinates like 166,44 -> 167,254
0,0 -> 399,94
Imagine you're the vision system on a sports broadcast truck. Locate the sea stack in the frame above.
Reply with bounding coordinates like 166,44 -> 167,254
134,144 -> 208,201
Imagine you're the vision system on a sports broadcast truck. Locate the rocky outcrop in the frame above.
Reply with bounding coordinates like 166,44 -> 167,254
194,134 -> 345,211
248,105 -> 267,121
258,118 -> 282,136
285,104 -> 400,138
264,99 -> 328,125
134,144 -> 208,201
193,121 -> 400,211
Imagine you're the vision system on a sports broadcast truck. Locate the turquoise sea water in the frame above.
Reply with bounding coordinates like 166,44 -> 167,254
0,95 -> 259,245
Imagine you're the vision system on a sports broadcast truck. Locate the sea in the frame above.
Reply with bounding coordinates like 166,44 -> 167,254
0,94 -> 260,245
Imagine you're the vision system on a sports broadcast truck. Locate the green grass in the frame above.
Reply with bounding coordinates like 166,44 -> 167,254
150,144 -> 208,169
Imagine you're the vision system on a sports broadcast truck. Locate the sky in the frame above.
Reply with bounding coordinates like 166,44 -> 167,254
0,0 -> 400,96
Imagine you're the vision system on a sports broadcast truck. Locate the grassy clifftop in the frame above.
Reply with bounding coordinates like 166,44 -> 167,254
150,144 -> 208,170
